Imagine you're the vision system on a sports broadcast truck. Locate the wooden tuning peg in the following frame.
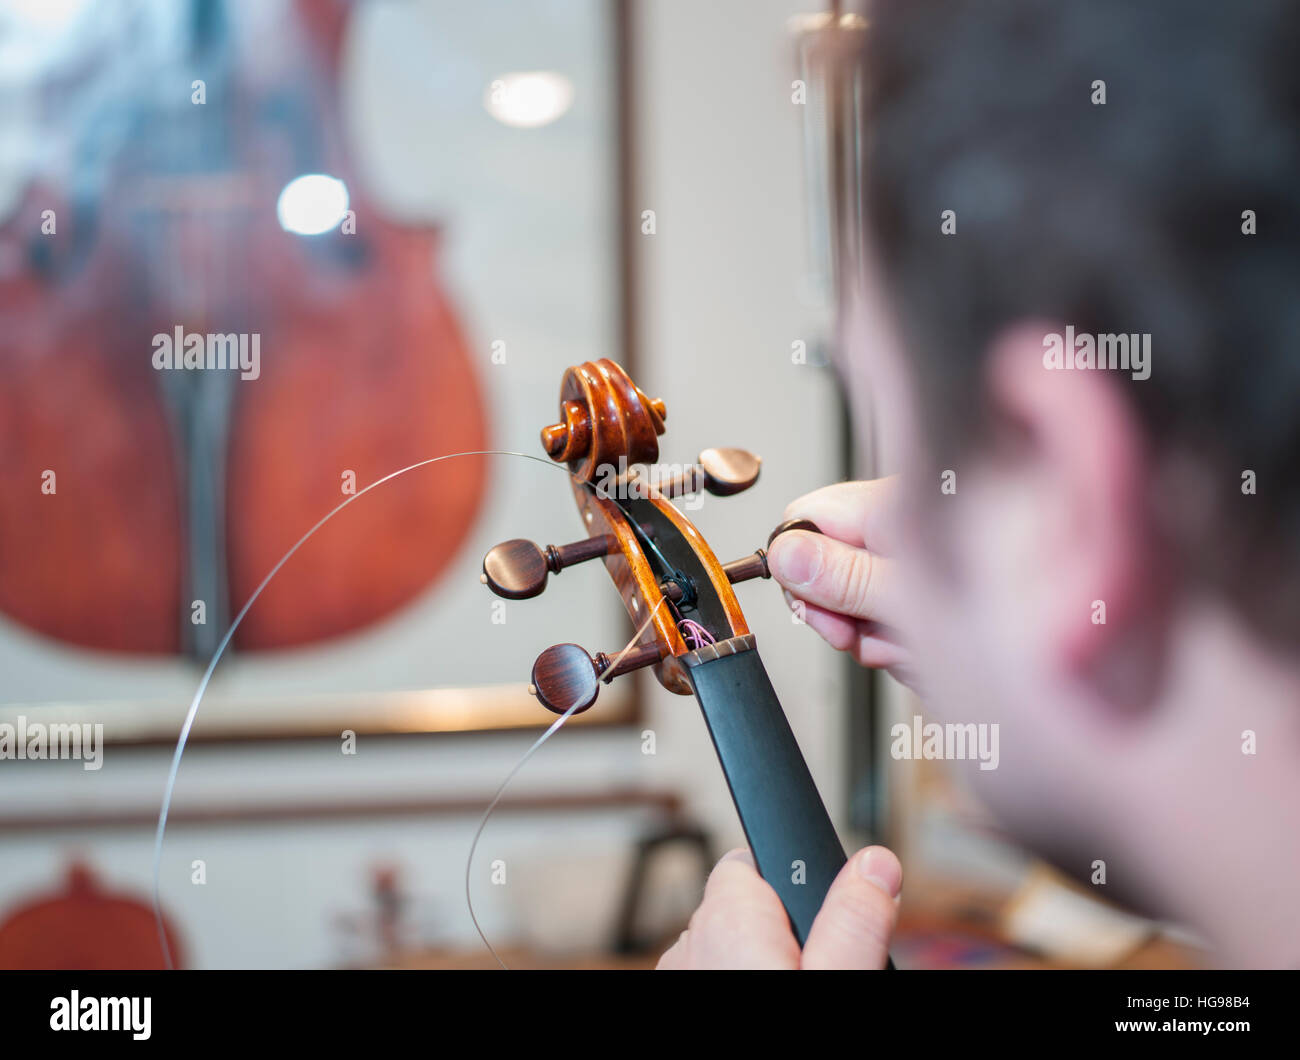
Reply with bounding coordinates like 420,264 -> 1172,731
767,518 -> 822,547
719,519 -> 824,586
481,535 -> 616,600
530,641 -> 663,714
656,447 -> 761,499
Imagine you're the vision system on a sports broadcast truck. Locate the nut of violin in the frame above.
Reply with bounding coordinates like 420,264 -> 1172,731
482,538 -> 550,599
767,518 -> 823,548
531,643 -> 601,715
699,447 -> 761,496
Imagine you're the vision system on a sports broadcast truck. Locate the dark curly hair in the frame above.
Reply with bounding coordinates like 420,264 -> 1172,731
862,0 -> 1300,643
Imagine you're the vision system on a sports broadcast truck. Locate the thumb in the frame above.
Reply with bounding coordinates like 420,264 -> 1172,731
800,846 -> 901,969
768,530 -> 896,624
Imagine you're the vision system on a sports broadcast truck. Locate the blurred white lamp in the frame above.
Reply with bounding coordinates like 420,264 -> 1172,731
276,174 -> 350,235
484,72 -> 574,129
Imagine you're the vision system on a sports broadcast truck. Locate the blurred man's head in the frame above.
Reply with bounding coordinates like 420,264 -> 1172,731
849,0 -> 1300,961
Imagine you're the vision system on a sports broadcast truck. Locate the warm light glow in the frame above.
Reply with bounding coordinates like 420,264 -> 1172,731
276,174 -> 349,235
484,72 -> 574,129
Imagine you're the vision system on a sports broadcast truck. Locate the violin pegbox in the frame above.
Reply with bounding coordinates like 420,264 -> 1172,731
480,358 -> 820,716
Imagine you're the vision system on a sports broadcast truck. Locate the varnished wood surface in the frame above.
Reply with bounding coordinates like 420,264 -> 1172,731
536,359 -> 759,695
641,487 -> 750,641
545,359 -> 665,484
570,478 -> 691,692
530,643 -> 601,714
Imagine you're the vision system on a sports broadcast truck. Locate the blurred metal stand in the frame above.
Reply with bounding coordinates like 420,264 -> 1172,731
789,5 -> 891,847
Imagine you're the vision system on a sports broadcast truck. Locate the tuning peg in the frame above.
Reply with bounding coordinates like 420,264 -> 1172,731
481,535 -> 615,600
655,447 -> 761,499
529,641 -> 663,714
719,519 -> 824,586
767,518 -> 822,547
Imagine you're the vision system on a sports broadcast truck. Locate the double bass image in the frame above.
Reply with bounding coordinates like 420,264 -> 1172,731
0,0 -> 489,660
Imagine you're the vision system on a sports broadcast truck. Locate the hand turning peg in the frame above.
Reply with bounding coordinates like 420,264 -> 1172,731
720,519 -> 824,586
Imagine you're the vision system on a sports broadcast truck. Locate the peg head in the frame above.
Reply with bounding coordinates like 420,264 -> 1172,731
767,518 -> 823,548
482,538 -> 549,599
699,447 -> 762,496
531,643 -> 600,715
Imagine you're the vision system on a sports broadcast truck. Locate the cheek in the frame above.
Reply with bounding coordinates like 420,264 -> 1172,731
898,490 -> 1097,826
840,286 -> 918,469
904,545 -> 994,714
895,482 -> 1036,731
900,552 -> 1069,824
855,348 -> 916,470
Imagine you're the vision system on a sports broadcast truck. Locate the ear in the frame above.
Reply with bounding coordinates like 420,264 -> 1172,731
985,323 -> 1166,711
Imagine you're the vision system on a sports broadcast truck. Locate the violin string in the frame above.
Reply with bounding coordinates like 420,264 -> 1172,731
678,618 -> 715,649
598,485 -> 679,579
602,595 -> 668,684
465,592 -> 668,969
150,449 -> 576,970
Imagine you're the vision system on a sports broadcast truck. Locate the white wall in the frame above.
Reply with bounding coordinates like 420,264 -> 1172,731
630,0 -> 850,860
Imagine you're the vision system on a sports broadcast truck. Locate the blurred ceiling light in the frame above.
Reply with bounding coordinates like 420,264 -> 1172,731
484,72 -> 574,129
5,0 -> 93,31
276,174 -> 349,235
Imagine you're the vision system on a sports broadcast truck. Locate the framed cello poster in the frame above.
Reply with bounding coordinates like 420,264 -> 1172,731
0,0 -> 636,742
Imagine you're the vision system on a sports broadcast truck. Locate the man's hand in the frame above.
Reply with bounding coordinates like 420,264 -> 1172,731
766,477 -> 920,691
656,846 -> 901,969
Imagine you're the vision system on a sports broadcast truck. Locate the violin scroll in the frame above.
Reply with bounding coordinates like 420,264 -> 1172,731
483,358 -> 822,714
539,359 -> 667,484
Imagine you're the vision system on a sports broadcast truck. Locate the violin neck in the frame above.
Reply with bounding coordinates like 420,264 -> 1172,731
682,635 -> 847,944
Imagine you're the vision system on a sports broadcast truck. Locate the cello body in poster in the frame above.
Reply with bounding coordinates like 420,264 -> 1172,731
0,0 -> 489,658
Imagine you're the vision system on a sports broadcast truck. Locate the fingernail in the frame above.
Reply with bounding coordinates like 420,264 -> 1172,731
856,846 -> 902,898
769,534 -> 822,588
